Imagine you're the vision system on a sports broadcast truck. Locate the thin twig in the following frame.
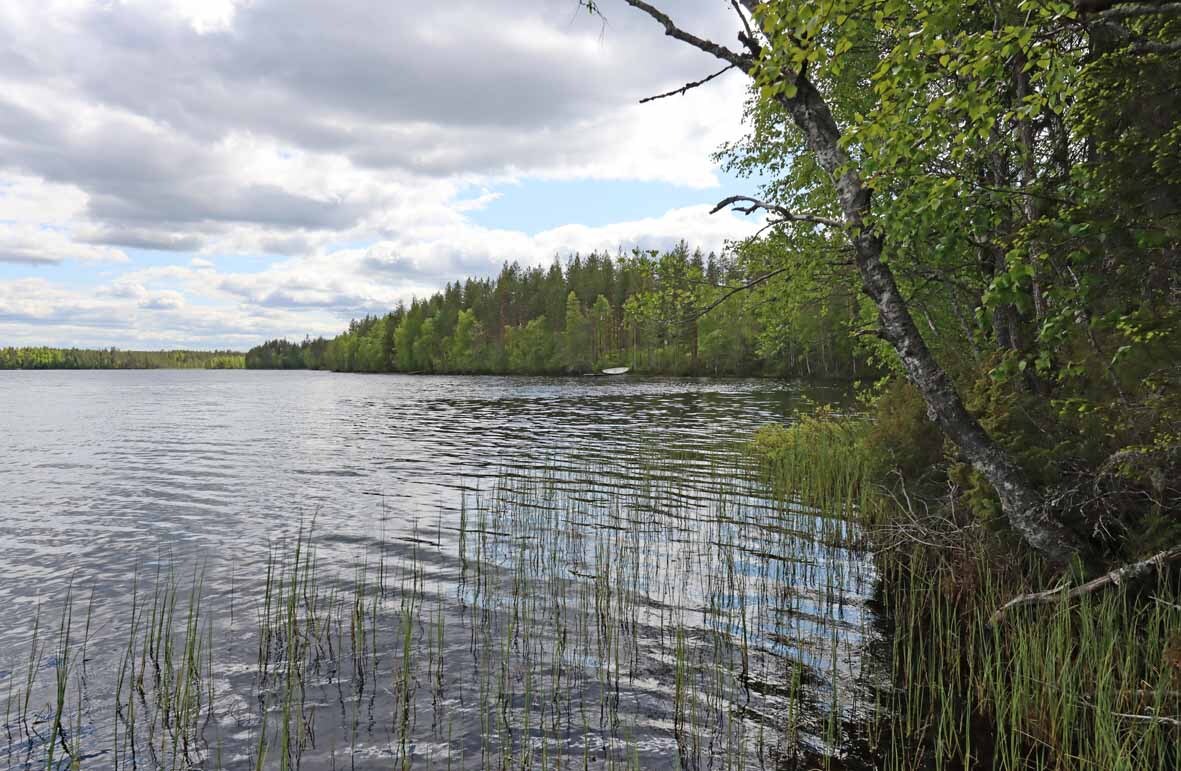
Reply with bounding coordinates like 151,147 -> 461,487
684,268 -> 790,322
639,65 -> 735,103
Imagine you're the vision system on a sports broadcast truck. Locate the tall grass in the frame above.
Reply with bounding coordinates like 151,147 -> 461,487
9,416 -> 1169,770
753,410 -> 1181,770
1,444 -> 879,770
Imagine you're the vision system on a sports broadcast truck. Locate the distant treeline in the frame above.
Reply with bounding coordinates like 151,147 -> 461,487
247,242 -> 866,378
0,347 -> 246,370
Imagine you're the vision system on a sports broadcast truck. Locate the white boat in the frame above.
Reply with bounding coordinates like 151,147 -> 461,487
600,367 -> 630,376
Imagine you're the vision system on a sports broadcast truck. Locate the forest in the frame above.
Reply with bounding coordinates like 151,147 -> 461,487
0,347 -> 246,370
246,241 -> 866,378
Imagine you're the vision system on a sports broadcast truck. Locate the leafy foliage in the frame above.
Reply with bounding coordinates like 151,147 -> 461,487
711,0 -> 1181,555
0,347 -> 245,369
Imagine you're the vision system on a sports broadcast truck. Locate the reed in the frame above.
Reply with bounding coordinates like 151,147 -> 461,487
2,429 -> 1045,770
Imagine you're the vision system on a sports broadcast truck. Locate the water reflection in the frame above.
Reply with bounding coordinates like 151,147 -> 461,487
0,371 -> 881,769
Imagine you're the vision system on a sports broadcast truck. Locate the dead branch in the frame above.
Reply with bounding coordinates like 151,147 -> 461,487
639,65 -> 735,103
711,195 -> 843,228
730,1 -> 756,45
990,545 -> 1181,625
621,1 -> 752,69
1108,710 -> 1181,727
1075,0 -> 1172,12
1092,1 -> 1181,20
680,267 -> 789,323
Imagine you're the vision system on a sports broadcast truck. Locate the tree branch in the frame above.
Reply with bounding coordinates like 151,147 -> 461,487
621,0 -> 753,69
711,194 -> 843,228
639,65 -> 735,103
1129,37 -> 1181,53
1075,0 -> 1172,12
731,1 -> 758,52
1091,1 -> 1181,19
683,267 -> 788,322
990,545 -> 1181,625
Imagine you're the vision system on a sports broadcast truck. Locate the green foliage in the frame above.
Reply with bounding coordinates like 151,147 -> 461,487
709,0 -> 1181,556
2,347 -> 245,370
562,291 -> 592,372
861,379 -> 946,487
506,316 -> 558,373
246,244 -> 871,378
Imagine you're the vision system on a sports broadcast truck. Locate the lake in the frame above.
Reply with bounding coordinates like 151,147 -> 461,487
0,370 -> 884,769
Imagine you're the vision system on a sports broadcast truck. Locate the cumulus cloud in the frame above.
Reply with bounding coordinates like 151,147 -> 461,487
0,225 -> 128,265
0,0 -> 763,348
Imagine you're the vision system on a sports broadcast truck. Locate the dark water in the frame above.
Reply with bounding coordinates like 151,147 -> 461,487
0,370 -> 883,769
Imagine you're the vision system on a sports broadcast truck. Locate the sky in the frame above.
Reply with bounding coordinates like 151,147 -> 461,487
0,0 -> 763,350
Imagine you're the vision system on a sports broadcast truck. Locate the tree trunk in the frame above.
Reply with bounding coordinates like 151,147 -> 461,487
628,0 -> 1086,562
778,77 -> 1084,563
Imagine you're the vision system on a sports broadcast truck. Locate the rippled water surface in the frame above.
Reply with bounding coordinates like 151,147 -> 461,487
0,370 -> 884,769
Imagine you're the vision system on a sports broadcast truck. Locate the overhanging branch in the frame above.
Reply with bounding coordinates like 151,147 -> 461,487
683,267 -> 789,323
711,194 -> 843,228
639,65 -> 735,103
621,0 -> 753,69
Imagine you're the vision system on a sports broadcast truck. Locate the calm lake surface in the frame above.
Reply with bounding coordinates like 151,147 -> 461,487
0,370 -> 884,769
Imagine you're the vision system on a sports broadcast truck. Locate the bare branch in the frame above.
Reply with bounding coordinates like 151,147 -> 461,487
1129,37 -> 1181,53
1108,710 -> 1181,727
990,545 -> 1181,625
621,0 -> 753,69
711,194 -> 843,228
639,65 -> 735,104
730,0 -> 760,56
1092,1 -> 1181,19
682,267 -> 789,323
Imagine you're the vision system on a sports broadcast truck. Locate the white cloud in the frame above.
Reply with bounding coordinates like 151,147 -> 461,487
0,0 -> 763,347
0,224 -> 129,264
0,203 -> 760,348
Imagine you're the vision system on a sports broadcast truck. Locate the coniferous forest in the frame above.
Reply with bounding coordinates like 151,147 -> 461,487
246,242 -> 866,378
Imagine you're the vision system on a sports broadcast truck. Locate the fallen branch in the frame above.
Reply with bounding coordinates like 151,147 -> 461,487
990,545 -> 1181,625
1110,710 -> 1181,727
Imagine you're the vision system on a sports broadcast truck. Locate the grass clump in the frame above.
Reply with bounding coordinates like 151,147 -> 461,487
751,391 -> 1181,770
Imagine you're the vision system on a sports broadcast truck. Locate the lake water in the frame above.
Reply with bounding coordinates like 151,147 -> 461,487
0,370 -> 884,769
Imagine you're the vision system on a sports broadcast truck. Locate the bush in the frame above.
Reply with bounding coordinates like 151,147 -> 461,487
861,379 -> 946,489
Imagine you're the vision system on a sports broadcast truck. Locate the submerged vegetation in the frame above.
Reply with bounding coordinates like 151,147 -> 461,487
0,348 -> 245,370
4,447 -> 887,770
